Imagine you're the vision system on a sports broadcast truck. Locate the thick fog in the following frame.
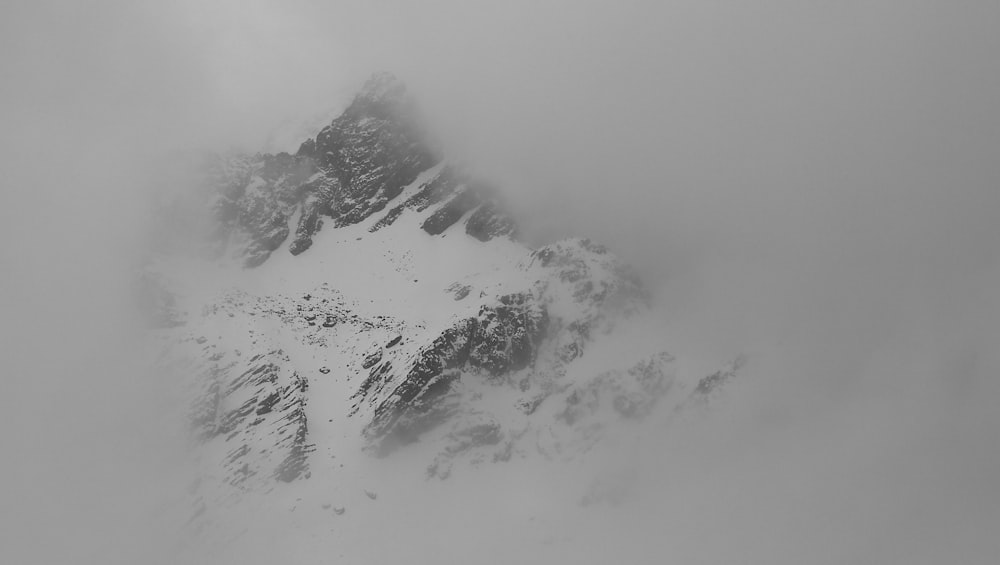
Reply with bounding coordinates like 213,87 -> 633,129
2,1 -> 999,563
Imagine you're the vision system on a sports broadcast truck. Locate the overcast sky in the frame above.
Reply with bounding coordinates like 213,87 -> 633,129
2,1 -> 999,563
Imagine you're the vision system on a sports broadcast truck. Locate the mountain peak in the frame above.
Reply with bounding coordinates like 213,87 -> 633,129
148,72 -> 745,559
186,71 -> 519,268
344,71 -> 411,119
358,71 -> 405,101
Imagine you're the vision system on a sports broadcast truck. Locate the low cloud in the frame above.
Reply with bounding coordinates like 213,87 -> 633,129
2,1 -> 998,563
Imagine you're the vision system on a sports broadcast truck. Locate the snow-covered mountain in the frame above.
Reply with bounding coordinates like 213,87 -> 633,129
145,72 -> 741,561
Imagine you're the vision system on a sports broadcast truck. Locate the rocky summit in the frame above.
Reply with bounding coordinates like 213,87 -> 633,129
197,72 -> 515,268
145,73 -> 741,555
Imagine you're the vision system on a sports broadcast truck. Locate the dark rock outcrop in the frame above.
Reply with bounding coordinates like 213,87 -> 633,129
365,319 -> 477,444
465,201 -> 517,241
361,292 -> 548,451
468,293 -> 548,377
187,349 -> 313,488
289,195 -> 324,255
297,73 -> 440,228
420,189 -> 481,235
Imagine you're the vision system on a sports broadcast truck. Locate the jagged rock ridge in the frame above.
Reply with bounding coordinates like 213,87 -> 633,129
198,73 -> 515,267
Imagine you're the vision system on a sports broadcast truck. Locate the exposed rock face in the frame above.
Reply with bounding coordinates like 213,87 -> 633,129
202,151 -> 316,266
297,73 -> 439,228
180,347 -> 312,489
358,292 -> 549,451
369,165 -> 461,232
420,189 -> 481,235
288,194 -> 324,256
468,293 -> 548,377
465,201 -> 517,241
